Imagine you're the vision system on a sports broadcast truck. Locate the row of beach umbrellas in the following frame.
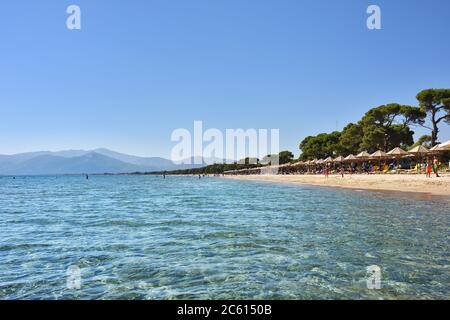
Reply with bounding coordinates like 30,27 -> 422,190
292,141 -> 450,167
224,141 -> 450,173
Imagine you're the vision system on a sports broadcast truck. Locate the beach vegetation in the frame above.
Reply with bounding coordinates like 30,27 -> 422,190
411,135 -> 432,149
299,102 -> 429,159
416,89 -> 450,146
299,132 -> 342,160
278,151 -> 294,164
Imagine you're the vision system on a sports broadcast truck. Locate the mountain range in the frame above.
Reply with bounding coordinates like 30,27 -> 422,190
0,148 -> 218,175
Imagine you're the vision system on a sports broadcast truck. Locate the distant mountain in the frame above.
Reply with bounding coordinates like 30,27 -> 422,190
0,148 -> 227,175
0,152 -> 150,175
93,148 -> 175,168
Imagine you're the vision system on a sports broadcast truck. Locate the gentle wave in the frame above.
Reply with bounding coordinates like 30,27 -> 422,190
0,175 -> 449,299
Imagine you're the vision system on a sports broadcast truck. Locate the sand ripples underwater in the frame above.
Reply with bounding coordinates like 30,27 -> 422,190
0,175 -> 449,299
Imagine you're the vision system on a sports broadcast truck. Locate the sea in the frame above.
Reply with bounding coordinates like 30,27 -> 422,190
0,175 -> 449,299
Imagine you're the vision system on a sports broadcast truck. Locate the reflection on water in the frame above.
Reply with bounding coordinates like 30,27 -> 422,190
0,175 -> 449,299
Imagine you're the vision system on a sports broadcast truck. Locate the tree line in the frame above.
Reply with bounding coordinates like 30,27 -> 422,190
299,89 -> 450,160
148,88 -> 448,175
147,151 -> 295,175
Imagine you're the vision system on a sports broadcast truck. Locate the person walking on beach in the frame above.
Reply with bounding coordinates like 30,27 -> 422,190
340,166 -> 344,178
324,166 -> 329,178
433,157 -> 440,177
425,160 -> 432,178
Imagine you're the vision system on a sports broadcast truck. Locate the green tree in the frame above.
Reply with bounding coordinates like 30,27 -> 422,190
359,104 -> 424,152
339,123 -> 363,155
299,132 -> 342,160
411,135 -> 432,148
278,150 -> 294,164
416,89 -> 450,146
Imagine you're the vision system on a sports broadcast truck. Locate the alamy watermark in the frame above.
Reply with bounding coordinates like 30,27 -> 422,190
66,265 -> 82,290
66,5 -> 81,30
66,5 -> 381,31
366,265 -> 382,290
367,5 -> 382,30
171,121 -> 280,166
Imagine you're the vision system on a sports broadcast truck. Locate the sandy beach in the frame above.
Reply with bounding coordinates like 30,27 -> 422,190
224,173 -> 450,197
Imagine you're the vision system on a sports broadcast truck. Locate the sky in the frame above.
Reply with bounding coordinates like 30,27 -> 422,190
0,0 -> 449,158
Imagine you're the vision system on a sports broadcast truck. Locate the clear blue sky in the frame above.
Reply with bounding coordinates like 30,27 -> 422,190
1,0 -> 449,157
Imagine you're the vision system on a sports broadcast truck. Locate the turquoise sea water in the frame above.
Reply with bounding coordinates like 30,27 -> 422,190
0,175 -> 449,300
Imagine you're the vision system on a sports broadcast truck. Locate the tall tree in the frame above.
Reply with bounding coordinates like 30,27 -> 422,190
416,89 -> 450,146
339,123 -> 363,155
278,151 -> 294,164
299,132 -> 341,160
359,104 -> 424,151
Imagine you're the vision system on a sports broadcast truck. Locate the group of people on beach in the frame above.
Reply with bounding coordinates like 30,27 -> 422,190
320,156 -> 445,178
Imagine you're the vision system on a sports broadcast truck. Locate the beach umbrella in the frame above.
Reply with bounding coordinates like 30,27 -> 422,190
292,161 -> 304,167
429,144 -> 443,154
344,154 -> 358,162
408,145 -> 430,156
370,150 -> 390,170
387,147 -> 409,157
437,140 -> 450,150
296,161 -> 306,168
408,146 -> 430,168
356,151 -> 371,161
316,159 -> 325,164
387,147 -> 409,170
333,156 -> 345,163
324,156 -> 334,163
370,150 -> 389,159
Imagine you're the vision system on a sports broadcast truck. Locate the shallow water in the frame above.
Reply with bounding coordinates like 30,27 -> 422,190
0,175 -> 449,299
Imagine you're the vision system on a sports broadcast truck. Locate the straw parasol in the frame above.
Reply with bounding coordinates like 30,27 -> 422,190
356,151 -> 371,161
333,156 -> 345,163
344,154 -> 358,162
387,147 -> 409,157
387,147 -> 409,170
370,151 -> 390,172
409,145 -> 430,156
370,150 -> 389,159
408,146 -> 430,166
437,140 -> 450,151
324,156 -> 334,163
316,159 -> 325,165
429,144 -> 441,153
